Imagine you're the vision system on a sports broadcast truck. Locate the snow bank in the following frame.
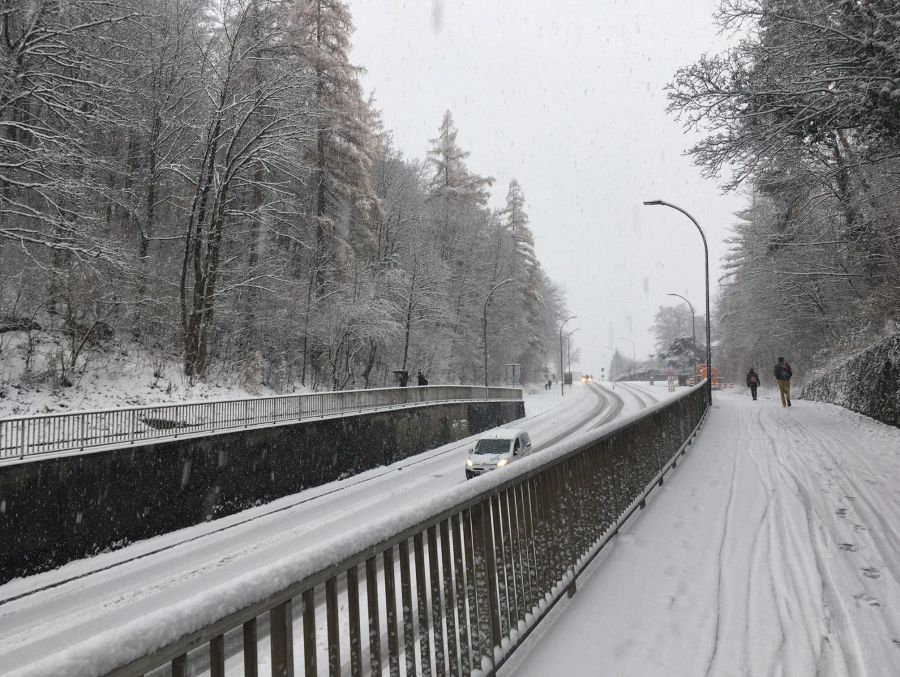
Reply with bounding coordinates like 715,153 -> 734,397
801,333 -> 900,427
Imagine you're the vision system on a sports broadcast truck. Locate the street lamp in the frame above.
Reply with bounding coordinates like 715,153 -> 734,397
559,315 -> 577,396
566,327 -> 581,374
667,292 -> 696,347
618,336 -> 636,380
644,200 -> 712,403
483,278 -> 514,388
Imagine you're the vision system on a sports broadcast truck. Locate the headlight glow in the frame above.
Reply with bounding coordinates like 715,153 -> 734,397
466,458 -> 474,467
496,458 -> 509,467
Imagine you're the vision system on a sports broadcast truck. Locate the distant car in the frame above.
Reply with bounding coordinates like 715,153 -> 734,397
581,374 -> 593,383
465,429 -> 532,479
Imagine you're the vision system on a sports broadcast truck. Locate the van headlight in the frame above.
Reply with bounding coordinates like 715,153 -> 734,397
466,458 -> 474,467
496,458 -> 509,467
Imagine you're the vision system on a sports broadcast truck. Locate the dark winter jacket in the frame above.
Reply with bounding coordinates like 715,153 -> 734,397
773,362 -> 793,381
746,370 -> 760,388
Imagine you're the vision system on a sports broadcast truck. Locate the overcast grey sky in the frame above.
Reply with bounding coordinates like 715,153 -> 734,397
347,0 -> 745,372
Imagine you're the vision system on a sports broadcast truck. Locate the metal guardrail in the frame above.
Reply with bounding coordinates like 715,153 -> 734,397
0,385 -> 522,461
102,384 -> 709,677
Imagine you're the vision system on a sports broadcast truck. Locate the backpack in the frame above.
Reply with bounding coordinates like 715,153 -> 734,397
749,373 -> 758,385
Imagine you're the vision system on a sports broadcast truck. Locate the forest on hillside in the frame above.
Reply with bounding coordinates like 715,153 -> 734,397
670,0 -> 900,380
0,0 -> 568,393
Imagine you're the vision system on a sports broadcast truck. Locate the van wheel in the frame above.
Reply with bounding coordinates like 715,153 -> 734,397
465,471 -> 473,480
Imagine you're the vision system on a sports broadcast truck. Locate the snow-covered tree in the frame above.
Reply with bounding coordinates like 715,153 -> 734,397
503,179 -> 544,381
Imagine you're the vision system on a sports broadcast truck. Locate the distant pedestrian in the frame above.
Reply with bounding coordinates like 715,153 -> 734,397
398,370 -> 409,388
745,368 -> 760,401
417,371 -> 428,386
773,357 -> 793,407
545,379 -> 552,391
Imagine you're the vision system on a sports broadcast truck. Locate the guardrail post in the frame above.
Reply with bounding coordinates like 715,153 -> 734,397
347,565 -> 363,677
270,600 -> 294,677
398,540 -> 417,677
413,532 -> 433,677
383,547 -> 401,677
564,461 -> 577,598
366,556 -> 383,675
426,525 -> 446,677
439,520 -> 459,675
303,588 -> 317,675
326,576 -> 342,677
243,618 -> 258,677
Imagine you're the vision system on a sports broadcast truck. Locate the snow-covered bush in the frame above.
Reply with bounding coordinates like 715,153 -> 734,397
802,335 -> 900,427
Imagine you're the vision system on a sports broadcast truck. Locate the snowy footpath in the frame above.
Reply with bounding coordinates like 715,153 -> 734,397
503,388 -> 900,677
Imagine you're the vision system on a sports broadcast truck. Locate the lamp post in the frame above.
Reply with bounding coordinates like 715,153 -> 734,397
618,336 -> 636,380
559,315 -> 577,396
667,292 -> 696,347
566,327 -> 581,374
483,278 -> 514,388
644,200 -> 712,403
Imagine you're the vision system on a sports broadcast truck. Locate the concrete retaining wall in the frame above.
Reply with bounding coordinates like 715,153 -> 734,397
801,334 -> 900,427
0,400 -> 524,583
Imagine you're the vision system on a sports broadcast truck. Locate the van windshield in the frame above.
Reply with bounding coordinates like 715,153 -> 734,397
473,439 -> 512,455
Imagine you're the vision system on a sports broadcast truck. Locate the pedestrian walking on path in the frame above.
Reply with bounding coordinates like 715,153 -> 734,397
745,367 -> 760,400
773,357 -> 792,407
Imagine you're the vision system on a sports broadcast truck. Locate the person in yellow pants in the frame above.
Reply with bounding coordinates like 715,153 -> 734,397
773,356 -> 793,407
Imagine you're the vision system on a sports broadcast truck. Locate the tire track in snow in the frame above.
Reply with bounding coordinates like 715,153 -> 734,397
615,382 -> 650,410
738,404 -> 784,676
702,415 -> 741,677
759,411 -> 862,676
620,382 -> 660,404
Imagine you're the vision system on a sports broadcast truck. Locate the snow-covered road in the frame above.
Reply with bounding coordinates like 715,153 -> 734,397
503,388 -> 900,677
0,381 -> 665,676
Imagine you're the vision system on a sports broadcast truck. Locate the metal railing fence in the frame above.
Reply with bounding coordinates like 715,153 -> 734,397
101,384 -> 708,677
0,385 -> 521,461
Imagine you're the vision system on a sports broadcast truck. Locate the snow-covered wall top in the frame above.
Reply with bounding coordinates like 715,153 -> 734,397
801,334 -> 900,428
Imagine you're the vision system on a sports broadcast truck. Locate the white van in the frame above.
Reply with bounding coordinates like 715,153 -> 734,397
465,428 -> 532,479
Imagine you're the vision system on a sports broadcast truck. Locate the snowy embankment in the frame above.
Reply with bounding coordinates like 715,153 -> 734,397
802,333 -> 900,428
503,390 -> 900,677
0,335 -> 307,419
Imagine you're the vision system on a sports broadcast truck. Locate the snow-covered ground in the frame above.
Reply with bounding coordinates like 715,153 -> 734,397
502,388 -> 900,677
0,381 -> 657,676
0,335 -> 306,419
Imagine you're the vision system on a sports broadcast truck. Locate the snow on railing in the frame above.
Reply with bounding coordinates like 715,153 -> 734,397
0,385 -> 522,461
33,383 -> 709,677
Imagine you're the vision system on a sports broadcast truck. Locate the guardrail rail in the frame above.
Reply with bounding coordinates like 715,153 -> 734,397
0,385 -> 522,460
89,383 -> 710,677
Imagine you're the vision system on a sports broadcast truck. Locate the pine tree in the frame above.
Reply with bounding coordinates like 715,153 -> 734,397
292,0 -> 381,290
425,111 -> 493,261
504,180 -> 544,382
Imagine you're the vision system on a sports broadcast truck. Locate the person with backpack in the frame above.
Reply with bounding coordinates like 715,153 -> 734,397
773,357 -> 793,407
417,371 -> 428,386
745,368 -> 760,401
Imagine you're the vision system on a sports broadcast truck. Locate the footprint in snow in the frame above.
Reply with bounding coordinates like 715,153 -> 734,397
845,495 -> 856,501
853,592 -> 881,608
861,567 -> 881,580
835,508 -> 848,518
838,543 -> 857,552
854,524 -> 868,533
893,639 -> 900,648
